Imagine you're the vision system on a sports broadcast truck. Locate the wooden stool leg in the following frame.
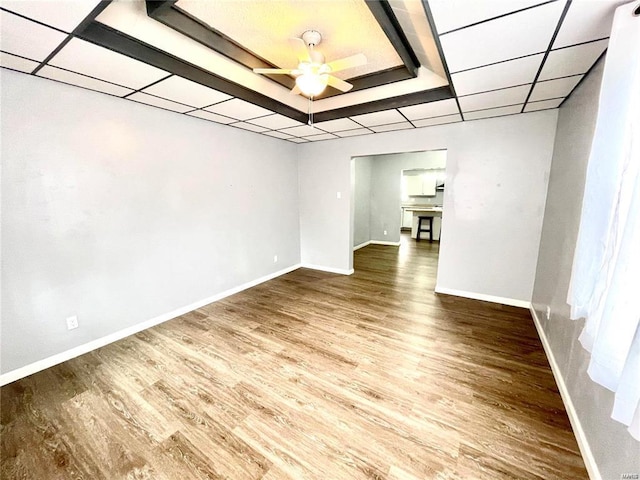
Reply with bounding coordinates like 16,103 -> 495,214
417,217 -> 422,241
429,217 -> 433,242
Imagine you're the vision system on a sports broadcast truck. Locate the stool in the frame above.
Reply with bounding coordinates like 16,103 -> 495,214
417,216 -> 433,242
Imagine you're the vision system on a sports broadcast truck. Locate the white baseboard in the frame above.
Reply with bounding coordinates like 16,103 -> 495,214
529,307 -> 600,480
353,241 -> 371,251
434,286 -> 531,308
0,263 -> 302,387
301,263 -> 354,275
370,240 -> 401,247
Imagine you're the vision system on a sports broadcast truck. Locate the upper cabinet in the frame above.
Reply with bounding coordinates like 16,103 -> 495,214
405,173 -> 438,196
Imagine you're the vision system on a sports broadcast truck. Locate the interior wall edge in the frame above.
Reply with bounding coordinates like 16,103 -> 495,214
529,305 -> 602,480
434,286 -> 532,309
0,262 -> 303,387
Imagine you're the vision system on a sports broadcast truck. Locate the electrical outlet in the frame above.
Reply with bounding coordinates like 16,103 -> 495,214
383,230 -> 387,236
546,306 -> 551,320
66,315 -> 79,330
336,191 -> 342,199
273,254 -> 278,263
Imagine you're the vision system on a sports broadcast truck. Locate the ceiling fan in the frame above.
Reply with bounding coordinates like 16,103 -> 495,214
253,30 -> 367,98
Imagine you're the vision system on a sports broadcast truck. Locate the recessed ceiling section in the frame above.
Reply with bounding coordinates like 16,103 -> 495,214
174,0 -> 403,79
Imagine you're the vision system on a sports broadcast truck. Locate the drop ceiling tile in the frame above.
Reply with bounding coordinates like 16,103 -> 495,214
204,98 -> 273,121
262,131 -> 294,139
128,92 -> 194,113
370,122 -> 414,133
334,128 -> 373,138
287,137 -> 310,143
539,40 -> 607,81
185,110 -> 236,124
1,0 -> 102,33
529,75 -> 582,102
231,122 -> 269,133
49,38 -> 167,89
247,114 -> 303,130
458,85 -> 530,112
524,98 -> 563,112
350,109 -> 406,127
451,54 -> 543,96
464,105 -> 523,120
0,51 -> 39,73
413,114 -> 463,128
0,9 -> 67,61
313,118 -> 362,132
399,99 -> 459,121
428,0 -> 546,34
279,124 -> 321,137
304,133 -> 338,141
554,0 -> 621,48
141,75 -> 231,108
37,65 -> 134,97
440,1 -> 564,73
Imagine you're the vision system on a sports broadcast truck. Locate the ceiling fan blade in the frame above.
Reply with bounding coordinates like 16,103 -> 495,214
253,68 -> 294,74
290,84 -> 302,95
289,37 -> 311,63
326,53 -> 367,73
327,75 -> 353,93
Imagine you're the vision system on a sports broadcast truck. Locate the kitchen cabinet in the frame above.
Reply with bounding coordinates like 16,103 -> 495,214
405,175 -> 436,196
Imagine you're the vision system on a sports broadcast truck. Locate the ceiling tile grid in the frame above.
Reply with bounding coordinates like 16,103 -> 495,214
0,0 -> 620,142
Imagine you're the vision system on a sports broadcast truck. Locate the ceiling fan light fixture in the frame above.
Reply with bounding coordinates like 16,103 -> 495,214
295,72 -> 329,97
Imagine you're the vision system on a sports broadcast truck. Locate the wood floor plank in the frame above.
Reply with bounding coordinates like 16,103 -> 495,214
0,234 -> 587,479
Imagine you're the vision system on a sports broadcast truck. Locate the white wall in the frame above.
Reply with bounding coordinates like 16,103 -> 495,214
352,156 -> 372,247
531,57 -> 640,479
298,111 -> 558,305
1,70 -> 301,377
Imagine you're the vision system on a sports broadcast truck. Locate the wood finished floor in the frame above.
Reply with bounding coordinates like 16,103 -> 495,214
1,235 -> 587,479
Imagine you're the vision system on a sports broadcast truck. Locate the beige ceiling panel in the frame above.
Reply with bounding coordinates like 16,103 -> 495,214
142,75 -> 231,108
370,122 -> 414,133
1,0 -> 102,33
553,0 -> 624,48
186,110 -> 236,124
539,40 -> 607,81
37,65 -> 134,97
350,109 -> 406,127
529,75 -> 582,102
440,1 -> 564,73
413,114 -> 462,128
313,118 -> 362,132
247,114 -> 303,130
204,98 -> 273,121
232,122 -> 269,133
428,0 -> 546,34
287,137 -> 310,143
0,52 -> 39,73
334,128 -> 373,138
175,0 -> 402,79
399,99 -> 458,121
0,9 -> 67,61
279,124 -> 320,136
464,105 -> 523,121
263,131 -> 294,139
451,54 -> 543,96
128,92 -> 194,113
524,98 -> 563,112
458,85 -> 530,112
49,38 -> 168,89
303,133 -> 338,141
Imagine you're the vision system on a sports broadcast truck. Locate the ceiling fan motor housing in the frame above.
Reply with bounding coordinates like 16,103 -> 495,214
301,30 -> 322,47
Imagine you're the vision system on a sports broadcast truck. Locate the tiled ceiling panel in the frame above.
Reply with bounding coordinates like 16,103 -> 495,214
439,1 -> 565,73
539,39 -> 608,81
128,92 -> 194,113
458,85 -> 530,112
1,0 -> 102,33
334,128 -> 372,137
553,0 -> 623,48
204,98 -> 273,121
48,38 -> 168,89
0,51 -> 39,73
524,98 -> 563,112
141,75 -> 231,108
451,54 -> 543,96
464,104 -> 522,121
350,109 -> 406,127
413,114 -> 462,128
428,0 -> 546,34
247,114 -> 303,130
0,9 -> 67,61
370,122 -> 414,133
399,98 -> 459,120
314,118 -> 362,132
529,75 -> 583,102
186,110 -> 236,124
231,122 -> 269,133
37,65 -> 134,97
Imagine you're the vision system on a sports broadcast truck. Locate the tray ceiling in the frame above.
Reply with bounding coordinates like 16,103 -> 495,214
0,0 -> 624,144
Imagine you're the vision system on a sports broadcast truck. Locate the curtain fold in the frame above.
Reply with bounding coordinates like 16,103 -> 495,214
567,1 -> 640,440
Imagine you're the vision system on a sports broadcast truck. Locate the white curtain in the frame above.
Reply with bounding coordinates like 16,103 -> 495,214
567,1 -> 640,440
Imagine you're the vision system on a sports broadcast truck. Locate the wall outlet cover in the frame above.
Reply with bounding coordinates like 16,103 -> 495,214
66,315 -> 79,330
